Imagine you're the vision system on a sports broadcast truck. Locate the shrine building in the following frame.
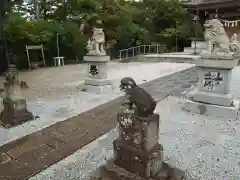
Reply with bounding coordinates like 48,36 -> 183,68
182,0 -> 240,38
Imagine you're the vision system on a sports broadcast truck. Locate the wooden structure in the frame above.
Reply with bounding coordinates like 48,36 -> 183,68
182,0 -> 240,38
26,45 -> 46,70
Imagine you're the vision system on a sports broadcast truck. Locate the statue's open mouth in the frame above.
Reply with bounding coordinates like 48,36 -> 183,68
119,85 -> 127,92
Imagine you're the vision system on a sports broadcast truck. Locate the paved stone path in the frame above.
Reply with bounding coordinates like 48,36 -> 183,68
0,67 -> 197,180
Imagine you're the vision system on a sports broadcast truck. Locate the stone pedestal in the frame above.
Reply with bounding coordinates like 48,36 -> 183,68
183,54 -> 240,118
83,55 -> 113,93
114,113 -> 163,178
0,82 -> 34,128
90,112 -> 184,180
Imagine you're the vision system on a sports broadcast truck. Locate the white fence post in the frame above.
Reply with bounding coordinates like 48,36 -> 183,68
119,44 -> 161,61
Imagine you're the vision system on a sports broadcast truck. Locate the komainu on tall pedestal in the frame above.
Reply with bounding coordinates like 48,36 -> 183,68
86,28 -> 106,56
80,17 -> 112,93
182,18 -> 240,119
91,77 -> 185,180
0,64 -> 34,128
203,18 -> 240,56
82,27 -> 112,94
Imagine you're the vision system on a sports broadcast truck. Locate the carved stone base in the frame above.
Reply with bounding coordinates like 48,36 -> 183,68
182,98 -> 239,119
193,90 -> 233,107
83,84 -> 113,94
0,98 -> 34,128
85,78 -> 112,86
91,159 -> 185,180
114,141 -> 163,178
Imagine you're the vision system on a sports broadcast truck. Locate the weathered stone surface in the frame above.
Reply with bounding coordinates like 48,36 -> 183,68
114,141 -> 163,178
115,78 -> 184,179
83,55 -> 112,94
182,98 -> 239,119
83,84 -> 114,94
85,78 -> 111,86
193,90 -> 233,107
84,55 -> 110,63
183,59 -> 240,117
119,77 -> 157,117
116,113 -> 159,151
189,54 -> 238,107
0,98 -> 34,128
0,67 -> 196,180
197,67 -> 232,94
113,110 -> 185,179
196,57 -> 238,68
91,159 -> 185,180
154,162 -> 185,180
0,64 -> 34,128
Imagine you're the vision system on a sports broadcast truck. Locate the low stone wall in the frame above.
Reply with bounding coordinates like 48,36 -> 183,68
139,53 -> 200,64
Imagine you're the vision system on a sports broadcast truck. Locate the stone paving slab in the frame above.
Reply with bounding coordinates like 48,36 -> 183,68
0,67 -> 197,180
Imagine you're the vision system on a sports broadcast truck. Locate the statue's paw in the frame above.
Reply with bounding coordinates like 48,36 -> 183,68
229,43 -> 240,53
124,99 -> 131,104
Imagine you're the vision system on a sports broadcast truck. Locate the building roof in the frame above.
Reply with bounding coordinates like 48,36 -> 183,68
182,0 -> 240,10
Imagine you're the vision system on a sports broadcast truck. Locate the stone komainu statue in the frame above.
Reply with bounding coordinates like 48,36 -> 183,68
80,20 -> 106,56
203,18 -> 240,54
87,28 -> 106,55
119,77 -> 156,117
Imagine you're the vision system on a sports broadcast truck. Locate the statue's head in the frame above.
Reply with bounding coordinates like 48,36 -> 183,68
204,18 -> 226,35
120,77 -> 137,93
79,16 -> 102,39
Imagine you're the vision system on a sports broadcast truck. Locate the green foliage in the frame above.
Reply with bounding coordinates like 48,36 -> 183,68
3,0 -> 203,69
3,13 -> 26,42
23,20 -> 55,43
115,24 -> 149,49
3,13 -> 87,69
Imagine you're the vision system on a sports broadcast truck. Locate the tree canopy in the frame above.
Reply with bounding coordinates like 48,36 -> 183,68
2,0 -> 203,69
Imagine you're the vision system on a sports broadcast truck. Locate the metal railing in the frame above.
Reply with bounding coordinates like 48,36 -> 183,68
119,44 -> 161,61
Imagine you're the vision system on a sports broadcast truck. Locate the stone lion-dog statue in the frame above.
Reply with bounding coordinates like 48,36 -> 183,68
86,28 -> 106,56
203,18 -> 240,55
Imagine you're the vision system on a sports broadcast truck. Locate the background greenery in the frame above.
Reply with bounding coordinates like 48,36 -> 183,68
2,0 -> 203,69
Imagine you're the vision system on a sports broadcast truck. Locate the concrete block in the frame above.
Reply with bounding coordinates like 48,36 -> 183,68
83,84 -> 114,94
84,78 -> 111,86
84,55 -> 110,62
182,98 -> 239,119
193,91 -> 233,107
196,57 -> 238,69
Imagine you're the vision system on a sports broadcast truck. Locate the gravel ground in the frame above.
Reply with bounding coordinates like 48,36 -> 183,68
29,95 -> 240,180
0,62 -> 193,102
29,66 -> 240,180
0,62 -> 194,147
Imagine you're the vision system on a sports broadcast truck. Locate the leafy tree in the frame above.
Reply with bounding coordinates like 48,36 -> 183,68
2,0 -> 202,69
